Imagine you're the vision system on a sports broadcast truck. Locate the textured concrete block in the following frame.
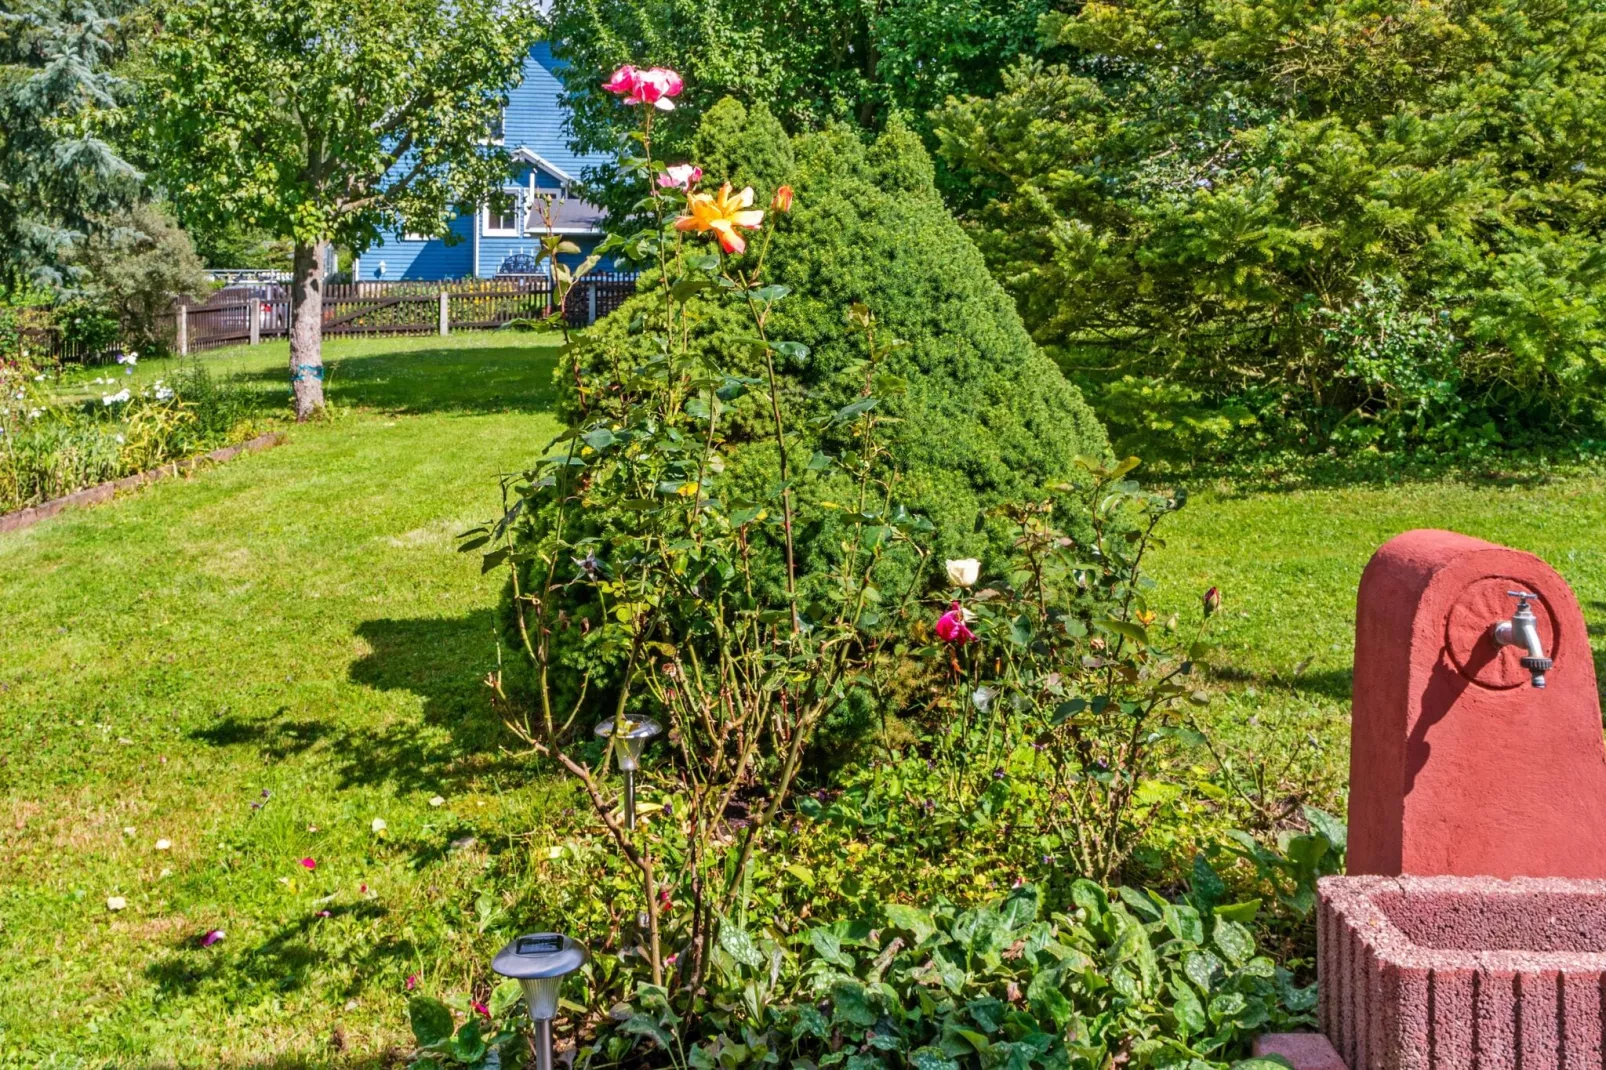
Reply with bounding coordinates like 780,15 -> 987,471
1255,1032 -> 1349,1069
1319,875 -> 1606,1068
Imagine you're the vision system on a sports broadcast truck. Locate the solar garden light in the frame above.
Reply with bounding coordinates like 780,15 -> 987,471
492,932 -> 587,1070
593,716 -> 661,830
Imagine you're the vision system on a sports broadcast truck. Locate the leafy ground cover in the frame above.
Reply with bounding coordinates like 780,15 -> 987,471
2,330 -> 1603,1066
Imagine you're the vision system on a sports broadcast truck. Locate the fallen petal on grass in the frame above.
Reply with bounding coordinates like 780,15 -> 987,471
106,896 -> 126,911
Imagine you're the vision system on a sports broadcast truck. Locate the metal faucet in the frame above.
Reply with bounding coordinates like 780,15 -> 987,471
1492,591 -> 1553,688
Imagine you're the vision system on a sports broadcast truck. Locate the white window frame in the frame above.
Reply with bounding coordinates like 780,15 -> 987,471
482,192 -> 522,237
403,231 -> 432,242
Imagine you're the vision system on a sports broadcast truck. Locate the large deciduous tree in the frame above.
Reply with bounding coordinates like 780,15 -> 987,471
0,0 -> 140,289
547,0 -> 1052,213
144,0 -> 541,419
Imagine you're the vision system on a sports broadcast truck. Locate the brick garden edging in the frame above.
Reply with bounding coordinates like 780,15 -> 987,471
0,431 -> 286,535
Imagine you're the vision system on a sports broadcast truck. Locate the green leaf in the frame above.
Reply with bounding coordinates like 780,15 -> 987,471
1070,879 -> 1108,921
1212,919 -> 1256,967
1232,1060 -> 1295,1070
487,978 -> 524,1017
408,996 -> 454,1048
621,1012 -> 674,1049
1212,899 -> 1262,923
773,340 -> 810,362
1169,980 -> 1206,1036
831,980 -> 878,1028
883,903 -> 936,943
1183,949 -> 1223,993
1100,618 -> 1149,647
1304,806 -> 1348,855
909,1047 -> 959,1070
1190,855 -> 1227,910
448,1019 -> 487,1063
750,284 -> 790,302
1163,902 -> 1204,944
719,921 -> 765,968
809,927 -> 856,970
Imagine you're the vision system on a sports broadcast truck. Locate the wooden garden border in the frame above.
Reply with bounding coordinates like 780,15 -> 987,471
0,431 -> 286,535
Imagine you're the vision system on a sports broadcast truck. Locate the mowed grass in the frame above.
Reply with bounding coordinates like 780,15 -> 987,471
3,329 -> 1606,1065
0,332 -> 578,1067
1145,472 -> 1606,810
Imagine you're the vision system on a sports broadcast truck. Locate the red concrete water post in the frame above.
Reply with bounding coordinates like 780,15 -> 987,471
1348,529 -> 1606,879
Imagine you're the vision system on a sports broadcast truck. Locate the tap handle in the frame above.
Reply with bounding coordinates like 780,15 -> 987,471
1506,590 -> 1540,610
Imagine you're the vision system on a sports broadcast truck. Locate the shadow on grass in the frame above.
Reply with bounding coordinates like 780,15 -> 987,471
1208,664 -> 1353,701
141,902 -> 415,1068
234,342 -> 560,416
338,611 -> 519,793
189,709 -> 333,759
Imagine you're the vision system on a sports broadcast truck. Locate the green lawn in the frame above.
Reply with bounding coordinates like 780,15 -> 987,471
3,331 -> 1604,1065
1145,472 -> 1606,809
0,332 -> 576,1066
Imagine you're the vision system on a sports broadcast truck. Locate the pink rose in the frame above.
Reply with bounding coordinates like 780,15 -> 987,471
657,164 -> 703,190
935,601 -> 976,644
603,64 -> 683,110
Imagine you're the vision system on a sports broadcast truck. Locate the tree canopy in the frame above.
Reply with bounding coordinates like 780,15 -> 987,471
141,0 -> 542,416
934,0 -> 1606,457
546,0 -> 1054,213
0,0 -> 140,289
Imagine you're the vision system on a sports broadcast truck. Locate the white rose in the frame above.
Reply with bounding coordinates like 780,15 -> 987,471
945,558 -> 980,588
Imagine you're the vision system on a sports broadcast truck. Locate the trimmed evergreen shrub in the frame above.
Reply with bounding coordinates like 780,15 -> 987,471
503,100 -> 1108,721
575,101 -> 1105,563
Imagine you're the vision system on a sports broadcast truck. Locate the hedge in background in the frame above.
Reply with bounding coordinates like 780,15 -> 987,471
934,0 -> 1606,461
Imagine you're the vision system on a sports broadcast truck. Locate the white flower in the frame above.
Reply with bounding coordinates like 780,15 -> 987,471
945,558 -> 981,588
116,353 -> 137,365
106,896 -> 127,911
155,838 -> 171,851
972,685 -> 997,712
371,817 -> 388,833
33,374 -> 45,381
27,409 -> 41,419
122,826 -> 136,836
155,386 -> 174,401
114,433 -> 125,444
102,389 -> 131,406
428,796 -> 445,808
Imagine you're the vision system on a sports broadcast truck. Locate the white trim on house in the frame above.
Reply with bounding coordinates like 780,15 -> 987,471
508,148 -> 575,184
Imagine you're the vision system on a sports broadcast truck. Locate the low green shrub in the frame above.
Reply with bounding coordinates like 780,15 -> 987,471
596,882 -> 1313,1070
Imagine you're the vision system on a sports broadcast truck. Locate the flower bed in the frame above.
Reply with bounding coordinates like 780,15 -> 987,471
0,353 -> 265,516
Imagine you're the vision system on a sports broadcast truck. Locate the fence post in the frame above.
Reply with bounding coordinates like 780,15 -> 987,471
439,289 -> 450,336
177,305 -> 189,356
249,299 -> 260,346
588,281 -> 598,325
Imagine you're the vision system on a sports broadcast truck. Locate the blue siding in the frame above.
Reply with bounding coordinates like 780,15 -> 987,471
359,41 -> 613,281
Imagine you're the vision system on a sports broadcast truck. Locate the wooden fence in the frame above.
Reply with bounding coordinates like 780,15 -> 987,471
170,274 -> 637,356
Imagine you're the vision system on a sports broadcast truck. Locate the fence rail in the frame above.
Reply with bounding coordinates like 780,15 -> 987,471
171,273 -> 636,355
17,274 -> 637,362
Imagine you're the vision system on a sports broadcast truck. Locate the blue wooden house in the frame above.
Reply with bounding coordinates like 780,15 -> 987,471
353,42 -> 611,282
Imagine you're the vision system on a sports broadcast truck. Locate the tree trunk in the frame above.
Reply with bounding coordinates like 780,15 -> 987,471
290,239 -> 327,420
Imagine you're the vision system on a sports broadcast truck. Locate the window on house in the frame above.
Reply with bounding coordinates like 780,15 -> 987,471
486,108 -> 506,144
483,194 -> 520,236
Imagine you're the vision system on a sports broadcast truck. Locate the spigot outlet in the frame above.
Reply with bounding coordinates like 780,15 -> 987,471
1492,590 -> 1552,689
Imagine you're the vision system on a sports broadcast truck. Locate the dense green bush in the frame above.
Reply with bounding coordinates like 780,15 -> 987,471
933,0 -> 1606,462
573,101 -> 1107,570
504,100 -> 1107,719
69,202 -> 211,353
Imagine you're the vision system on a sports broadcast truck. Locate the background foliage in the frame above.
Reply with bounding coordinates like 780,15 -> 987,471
547,0 -> 1057,215
930,0 -> 1606,463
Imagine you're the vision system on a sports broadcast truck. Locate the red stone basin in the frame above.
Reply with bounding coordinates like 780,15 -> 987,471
1316,874 -> 1606,1069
